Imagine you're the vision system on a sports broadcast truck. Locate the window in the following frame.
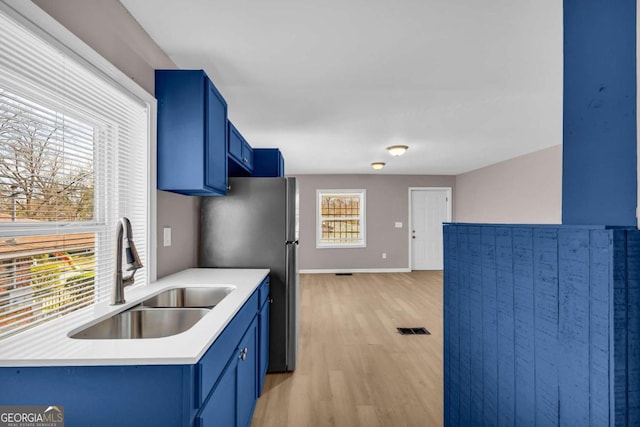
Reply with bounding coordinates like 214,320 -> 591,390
0,7 -> 150,339
316,190 -> 366,248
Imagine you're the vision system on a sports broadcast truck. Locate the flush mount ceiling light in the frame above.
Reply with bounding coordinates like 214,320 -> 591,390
371,162 -> 386,170
386,145 -> 409,156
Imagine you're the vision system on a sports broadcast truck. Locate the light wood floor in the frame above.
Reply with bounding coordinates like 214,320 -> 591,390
251,271 -> 443,427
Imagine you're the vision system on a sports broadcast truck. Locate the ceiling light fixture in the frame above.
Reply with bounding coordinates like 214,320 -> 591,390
371,162 -> 386,170
386,145 -> 409,156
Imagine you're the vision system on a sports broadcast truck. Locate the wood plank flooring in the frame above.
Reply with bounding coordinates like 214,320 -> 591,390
251,271 -> 443,427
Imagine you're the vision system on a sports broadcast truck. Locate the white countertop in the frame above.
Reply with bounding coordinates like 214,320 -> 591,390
0,268 -> 269,367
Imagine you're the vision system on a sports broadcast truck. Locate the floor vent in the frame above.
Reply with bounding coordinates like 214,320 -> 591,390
397,327 -> 430,335
335,273 -> 353,276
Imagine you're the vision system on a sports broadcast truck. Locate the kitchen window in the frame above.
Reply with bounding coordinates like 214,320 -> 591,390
316,189 -> 366,248
0,5 -> 152,339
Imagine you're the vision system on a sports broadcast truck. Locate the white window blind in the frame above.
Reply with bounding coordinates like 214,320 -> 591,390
316,190 -> 366,248
0,9 -> 149,339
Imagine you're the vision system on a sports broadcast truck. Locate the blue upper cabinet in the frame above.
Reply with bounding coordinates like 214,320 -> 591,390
155,69 -> 228,196
252,148 -> 285,177
228,121 -> 254,176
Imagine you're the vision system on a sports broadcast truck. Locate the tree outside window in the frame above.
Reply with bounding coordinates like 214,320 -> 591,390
0,89 -> 96,338
317,189 -> 366,248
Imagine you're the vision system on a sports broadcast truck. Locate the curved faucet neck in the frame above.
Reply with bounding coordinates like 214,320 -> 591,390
111,217 -> 142,305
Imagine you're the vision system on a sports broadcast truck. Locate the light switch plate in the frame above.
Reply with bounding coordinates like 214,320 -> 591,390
395,222 -> 403,228
163,227 -> 172,247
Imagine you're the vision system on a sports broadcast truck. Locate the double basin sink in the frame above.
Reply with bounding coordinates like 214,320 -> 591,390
70,286 -> 234,340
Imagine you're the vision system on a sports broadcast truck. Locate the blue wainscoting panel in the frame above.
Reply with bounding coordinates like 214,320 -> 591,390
512,228 -> 535,426
533,228 -> 559,426
457,226 -> 472,426
443,224 -> 640,427
589,230 -> 612,427
558,229 -> 590,425
495,227 -> 515,426
627,231 -> 640,426
468,227 -> 484,423
481,227 -> 498,426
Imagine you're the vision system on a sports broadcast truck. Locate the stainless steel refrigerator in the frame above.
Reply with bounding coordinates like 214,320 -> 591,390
199,177 -> 299,372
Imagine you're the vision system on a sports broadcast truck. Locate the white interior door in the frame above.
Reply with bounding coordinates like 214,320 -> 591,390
410,188 -> 451,270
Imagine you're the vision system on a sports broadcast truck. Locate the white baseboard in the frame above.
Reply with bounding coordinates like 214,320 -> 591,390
299,268 -> 411,274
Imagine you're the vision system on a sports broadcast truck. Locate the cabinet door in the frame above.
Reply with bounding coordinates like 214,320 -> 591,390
258,300 -> 269,396
228,122 -> 243,162
241,140 -> 253,171
205,79 -> 228,193
237,318 -> 258,427
228,121 -> 253,176
197,356 -> 238,427
156,70 -> 228,196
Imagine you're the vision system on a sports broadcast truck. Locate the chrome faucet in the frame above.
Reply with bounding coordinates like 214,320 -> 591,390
111,217 -> 143,305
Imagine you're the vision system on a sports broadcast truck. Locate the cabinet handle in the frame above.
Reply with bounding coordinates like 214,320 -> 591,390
268,297 -> 274,304
243,157 -> 248,163
239,347 -> 248,361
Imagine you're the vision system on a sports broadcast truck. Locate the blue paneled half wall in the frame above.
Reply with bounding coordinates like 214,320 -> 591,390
443,224 -> 640,426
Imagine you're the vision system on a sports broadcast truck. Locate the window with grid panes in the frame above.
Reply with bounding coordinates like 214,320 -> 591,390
316,190 -> 366,248
0,6 -> 150,340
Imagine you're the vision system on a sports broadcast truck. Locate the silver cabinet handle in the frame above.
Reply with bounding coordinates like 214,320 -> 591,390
239,347 -> 248,361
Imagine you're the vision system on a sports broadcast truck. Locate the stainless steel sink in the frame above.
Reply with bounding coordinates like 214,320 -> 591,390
69,307 -> 210,339
140,286 -> 234,308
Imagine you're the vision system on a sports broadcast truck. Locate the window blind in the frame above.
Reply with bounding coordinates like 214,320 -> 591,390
0,9 -> 149,339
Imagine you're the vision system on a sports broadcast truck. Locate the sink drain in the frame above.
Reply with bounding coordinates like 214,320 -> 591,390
397,327 -> 430,335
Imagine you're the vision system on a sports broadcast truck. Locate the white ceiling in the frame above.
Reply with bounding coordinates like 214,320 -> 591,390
121,0 -> 562,175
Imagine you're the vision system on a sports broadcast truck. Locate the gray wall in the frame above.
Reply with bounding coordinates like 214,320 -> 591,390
32,0 -> 563,274
296,174 -> 455,271
33,0 -> 200,279
454,145 -> 562,224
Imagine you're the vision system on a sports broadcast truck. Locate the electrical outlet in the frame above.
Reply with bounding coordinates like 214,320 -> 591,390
163,227 -> 172,247
382,252 -> 387,259
395,222 -> 403,228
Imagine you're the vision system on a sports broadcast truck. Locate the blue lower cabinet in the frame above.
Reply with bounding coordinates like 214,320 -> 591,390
236,318 -> 258,427
197,357 -> 238,427
258,299 -> 269,395
0,365 -> 196,427
0,277 -> 270,427
197,314 -> 259,427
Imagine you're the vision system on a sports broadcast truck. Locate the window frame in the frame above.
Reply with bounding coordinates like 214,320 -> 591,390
316,189 -> 366,249
0,0 -> 157,282
0,1 -> 157,339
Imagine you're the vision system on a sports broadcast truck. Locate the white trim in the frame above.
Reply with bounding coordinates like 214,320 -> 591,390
148,100 -> 158,283
300,268 -> 412,274
407,187 -> 452,270
316,189 -> 367,248
1,0 -> 158,281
